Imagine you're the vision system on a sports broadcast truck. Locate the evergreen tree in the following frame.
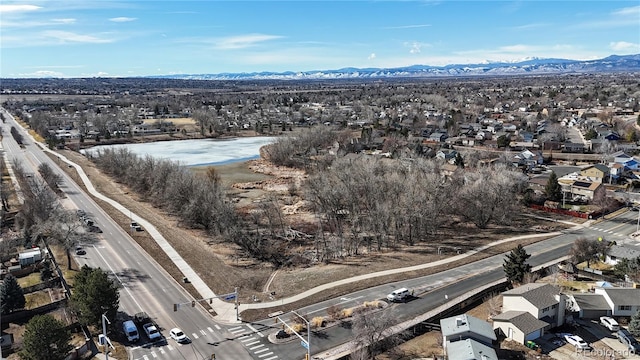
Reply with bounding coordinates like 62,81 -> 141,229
629,309 -> 640,336
1,274 -> 25,314
545,171 -> 562,202
20,315 -> 73,360
70,265 -> 120,327
503,244 -> 532,285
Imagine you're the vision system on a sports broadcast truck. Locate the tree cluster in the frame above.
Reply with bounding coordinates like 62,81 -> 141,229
1,274 -> 26,314
87,147 -> 236,234
503,244 -> 532,285
70,265 -> 119,327
19,314 -> 73,360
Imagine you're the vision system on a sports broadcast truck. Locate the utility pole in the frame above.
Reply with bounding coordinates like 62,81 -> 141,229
277,311 -> 311,360
101,313 -> 112,360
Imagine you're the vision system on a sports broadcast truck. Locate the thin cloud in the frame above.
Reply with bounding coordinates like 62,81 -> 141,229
385,24 -> 431,29
109,17 -> 137,22
19,70 -> 65,78
513,23 -> 547,30
52,18 -> 76,24
368,53 -> 376,60
0,4 -> 41,13
43,30 -> 114,44
610,41 -> 640,52
215,34 -> 283,50
404,41 -> 431,54
612,5 -> 640,17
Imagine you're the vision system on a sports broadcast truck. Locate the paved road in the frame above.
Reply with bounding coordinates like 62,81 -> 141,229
0,108 -> 254,360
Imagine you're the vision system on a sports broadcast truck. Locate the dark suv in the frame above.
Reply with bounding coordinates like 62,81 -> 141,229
616,329 -> 640,354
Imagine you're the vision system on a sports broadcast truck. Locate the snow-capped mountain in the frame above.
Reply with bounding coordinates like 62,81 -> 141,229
155,54 -> 640,81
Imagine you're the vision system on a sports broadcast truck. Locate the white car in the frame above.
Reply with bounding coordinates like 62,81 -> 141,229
170,328 -> 189,343
564,334 -> 590,350
143,323 -> 161,340
599,316 -> 619,331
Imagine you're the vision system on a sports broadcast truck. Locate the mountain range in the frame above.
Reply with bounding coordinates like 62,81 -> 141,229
156,54 -> 640,81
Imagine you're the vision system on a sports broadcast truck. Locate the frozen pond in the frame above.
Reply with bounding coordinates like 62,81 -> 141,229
83,137 -> 276,166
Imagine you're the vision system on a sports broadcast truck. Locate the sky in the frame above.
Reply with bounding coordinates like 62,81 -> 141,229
1,0 -> 639,78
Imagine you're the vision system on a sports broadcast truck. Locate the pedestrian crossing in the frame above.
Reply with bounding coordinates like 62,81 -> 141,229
131,324 -> 278,360
229,325 -> 279,360
590,227 -> 640,246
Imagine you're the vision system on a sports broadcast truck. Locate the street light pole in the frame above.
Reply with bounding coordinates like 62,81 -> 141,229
102,313 -> 111,360
292,311 -> 311,360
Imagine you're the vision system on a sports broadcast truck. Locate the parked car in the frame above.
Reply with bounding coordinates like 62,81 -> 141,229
599,316 -> 619,331
75,247 -> 86,255
564,334 -> 590,350
386,288 -> 410,302
617,329 -> 640,354
169,328 -> 189,343
130,222 -> 143,232
122,320 -> 140,342
143,323 -> 161,340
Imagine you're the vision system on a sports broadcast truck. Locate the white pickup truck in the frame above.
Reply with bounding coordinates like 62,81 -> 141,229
143,323 -> 161,341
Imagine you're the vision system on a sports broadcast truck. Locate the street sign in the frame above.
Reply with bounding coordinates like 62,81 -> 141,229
224,294 -> 236,301
301,340 -> 309,349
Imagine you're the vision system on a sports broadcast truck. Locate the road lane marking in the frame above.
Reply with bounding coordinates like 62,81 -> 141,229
307,295 -> 364,315
91,244 -> 144,312
246,324 -> 264,337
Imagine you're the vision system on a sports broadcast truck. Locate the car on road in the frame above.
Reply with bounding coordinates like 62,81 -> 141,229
564,334 -> 590,350
387,288 -> 410,302
169,328 -> 189,343
143,323 -> 161,341
599,316 -> 619,331
75,247 -> 86,255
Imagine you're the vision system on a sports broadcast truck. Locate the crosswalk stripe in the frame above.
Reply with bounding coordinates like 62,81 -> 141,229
262,356 -> 278,360
167,345 -> 174,351
151,352 -> 157,358
245,340 -> 260,346
214,324 -> 221,330
200,329 -> 207,336
258,352 -> 274,358
208,327 -> 214,332
240,337 -> 255,343
159,348 -> 166,354
254,348 -> 270,354
229,326 -> 243,331
250,344 -> 265,350
247,324 -> 265,337
192,333 -> 199,339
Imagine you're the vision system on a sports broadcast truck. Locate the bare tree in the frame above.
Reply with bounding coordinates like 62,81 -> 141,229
351,311 -> 401,359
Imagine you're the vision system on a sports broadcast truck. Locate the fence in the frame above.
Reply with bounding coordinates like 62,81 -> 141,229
530,204 -> 591,219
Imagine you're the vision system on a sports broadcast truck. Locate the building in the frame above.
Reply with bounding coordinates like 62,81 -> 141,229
440,314 -> 498,360
501,283 -> 566,328
18,247 -> 42,267
579,164 -> 610,183
492,311 -> 549,344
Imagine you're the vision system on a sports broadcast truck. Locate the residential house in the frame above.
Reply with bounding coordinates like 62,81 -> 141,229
604,243 -> 640,266
512,150 -> 543,170
561,180 -> 605,202
609,163 -> 625,180
18,247 -> 42,267
440,314 -> 497,350
501,283 -> 566,328
567,293 -> 613,319
446,339 -> 499,360
436,149 -> 458,163
612,152 -> 640,171
429,132 -> 448,143
492,311 -> 549,344
580,164 -> 610,183
594,287 -> 640,317
598,131 -> 621,141
563,142 -> 585,153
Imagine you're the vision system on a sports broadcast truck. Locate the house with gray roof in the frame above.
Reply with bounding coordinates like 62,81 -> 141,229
446,339 -> 498,360
567,293 -> 612,319
604,243 -> 640,266
594,287 -> 640,317
501,283 -> 566,328
440,314 -> 496,349
492,311 -> 549,344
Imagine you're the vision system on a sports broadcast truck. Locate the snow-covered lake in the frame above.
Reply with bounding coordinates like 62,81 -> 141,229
83,137 -> 276,166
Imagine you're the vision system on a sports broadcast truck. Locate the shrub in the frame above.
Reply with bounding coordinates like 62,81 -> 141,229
363,300 -> 382,309
341,308 -> 353,318
311,316 -> 326,328
327,304 -> 343,320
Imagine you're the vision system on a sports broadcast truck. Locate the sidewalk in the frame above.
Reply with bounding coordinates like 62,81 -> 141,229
38,142 -> 594,324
